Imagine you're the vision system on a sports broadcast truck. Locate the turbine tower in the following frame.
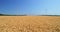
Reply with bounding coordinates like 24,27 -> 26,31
45,9 -> 48,15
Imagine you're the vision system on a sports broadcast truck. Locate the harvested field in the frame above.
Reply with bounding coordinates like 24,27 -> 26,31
0,16 -> 60,32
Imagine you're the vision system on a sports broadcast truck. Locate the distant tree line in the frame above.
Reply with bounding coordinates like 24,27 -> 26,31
37,15 -> 60,16
0,14 -> 27,16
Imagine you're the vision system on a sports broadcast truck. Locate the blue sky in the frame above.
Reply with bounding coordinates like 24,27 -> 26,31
0,0 -> 60,15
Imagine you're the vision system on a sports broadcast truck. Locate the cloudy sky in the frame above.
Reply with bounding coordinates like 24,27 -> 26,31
0,0 -> 60,15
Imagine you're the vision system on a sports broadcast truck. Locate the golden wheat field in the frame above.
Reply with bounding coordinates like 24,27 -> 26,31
0,16 -> 60,32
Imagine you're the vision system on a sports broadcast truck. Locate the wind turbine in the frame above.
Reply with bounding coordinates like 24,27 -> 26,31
0,10 -> 7,14
45,9 -> 48,15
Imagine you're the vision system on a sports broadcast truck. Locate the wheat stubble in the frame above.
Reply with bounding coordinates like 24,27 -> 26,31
0,16 -> 60,32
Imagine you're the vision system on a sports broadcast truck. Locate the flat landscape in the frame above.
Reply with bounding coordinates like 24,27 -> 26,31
0,16 -> 60,32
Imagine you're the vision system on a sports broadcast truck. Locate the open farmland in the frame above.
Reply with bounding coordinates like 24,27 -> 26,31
0,16 -> 60,32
